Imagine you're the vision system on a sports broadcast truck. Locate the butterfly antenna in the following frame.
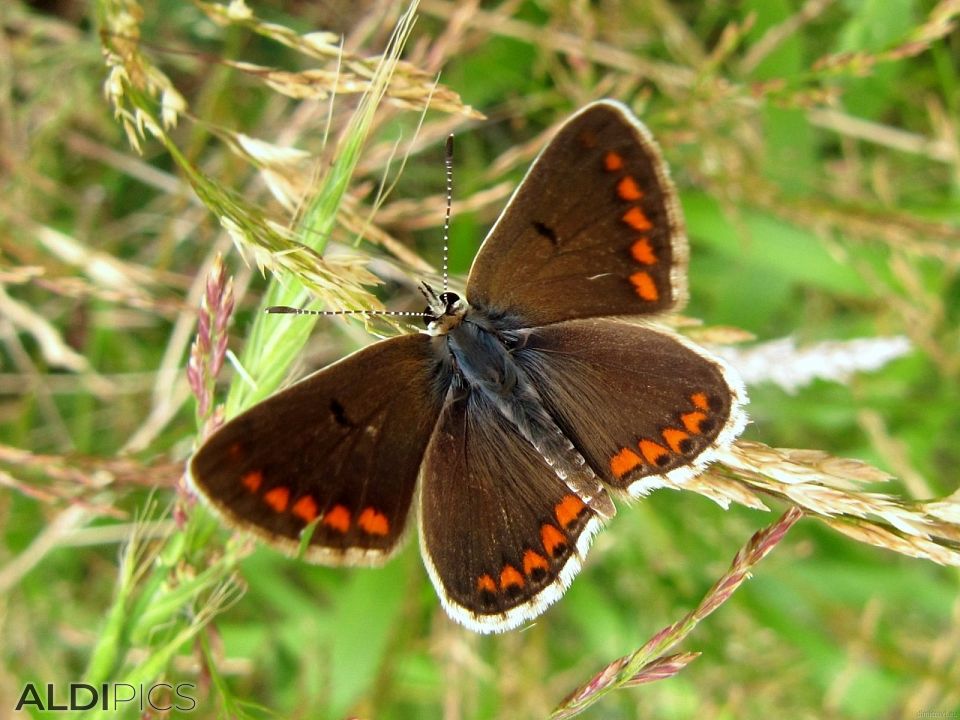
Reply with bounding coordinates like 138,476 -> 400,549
442,134 -> 454,293
266,137 -> 457,321
265,306 -> 423,318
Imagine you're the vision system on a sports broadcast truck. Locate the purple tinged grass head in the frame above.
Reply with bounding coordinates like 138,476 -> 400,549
188,254 -> 235,437
551,507 -> 803,719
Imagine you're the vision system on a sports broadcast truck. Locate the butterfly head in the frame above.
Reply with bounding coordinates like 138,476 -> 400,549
422,287 -> 466,336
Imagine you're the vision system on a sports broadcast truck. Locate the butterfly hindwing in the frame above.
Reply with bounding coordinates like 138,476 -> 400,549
467,100 -> 688,327
419,386 -> 606,633
189,333 -> 448,564
512,318 -> 747,496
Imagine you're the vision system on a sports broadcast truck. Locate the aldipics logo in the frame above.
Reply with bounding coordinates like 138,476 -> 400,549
14,682 -> 197,712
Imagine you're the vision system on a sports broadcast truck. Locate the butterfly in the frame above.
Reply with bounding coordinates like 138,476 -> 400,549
189,100 -> 747,633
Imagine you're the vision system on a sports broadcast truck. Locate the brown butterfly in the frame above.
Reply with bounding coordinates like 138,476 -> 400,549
189,101 -> 747,632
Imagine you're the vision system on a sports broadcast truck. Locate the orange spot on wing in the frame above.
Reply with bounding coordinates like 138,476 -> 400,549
292,495 -> 318,522
241,470 -> 262,493
691,392 -> 709,411
623,207 -> 653,231
639,439 -> 671,466
604,151 -> 624,171
630,271 -> 659,301
323,504 -> 351,533
630,238 -> 657,265
682,411 -> 708,434
500,564 -> 524,590
541,523 -> 567,558
477,574 -> 497,594
610,448 -> 642,479
662,428 -> 692,454
263,486 -> 290,512
555,494 -> 587,529
523,549 -> 549,577
617,176 -> 643,201
358,507 -> 389,536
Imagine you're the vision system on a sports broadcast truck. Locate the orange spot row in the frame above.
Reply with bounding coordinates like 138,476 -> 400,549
476,550 -> 553,600
500,565 -> 525,591
608,393 -> 722,480
264,486 -> 289,512
662,428 -> 692,454
241,470 -> 262,493
631,238 -> 656,265
475,567 -> 524,600
322,504 -> 352,533
599,146 -> 664,303
623,207 -> 653,232
292,495 -> 318,522
681,411 -> 707,434
523,549 -> 549,577
617,176 -> 643,201
555,494 -> 587,529
540,523 -> 568,558
639,439 -> 670,467
318,504 -> 390,536
472,496 -> 590,600
477,574 -> 497,595
358,507 -> 389,536
630,271 -> 659,301
610,447 -> 642,479
604,150 -> 624,171
243,472 -> 391,537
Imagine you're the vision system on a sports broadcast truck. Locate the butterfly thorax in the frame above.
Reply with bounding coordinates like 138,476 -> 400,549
441,311 -> 520,398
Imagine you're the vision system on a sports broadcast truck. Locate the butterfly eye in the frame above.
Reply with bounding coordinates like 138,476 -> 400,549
439,292 -> 460,312
422,307 -> 438,327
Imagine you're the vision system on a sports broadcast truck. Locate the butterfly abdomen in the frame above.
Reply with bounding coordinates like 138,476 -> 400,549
444,314 -> 614,518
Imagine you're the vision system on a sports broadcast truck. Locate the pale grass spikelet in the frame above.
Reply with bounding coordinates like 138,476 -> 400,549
226,0 -> 252,20
715,335 -> 912,393
216,208 -> 378,312
302,32 -> 344,54
681,473 -> 770,511
234,134 -> 312,167
100,0 -> 188,148
195,0 -> 479,117
103,64 -> 128,116
230,133 -> 312,210
219,216 -> 256,267
923,492 -> 960,525
824,517 -> 960,567
160,85 -> 187,130
708,441 -> 960,566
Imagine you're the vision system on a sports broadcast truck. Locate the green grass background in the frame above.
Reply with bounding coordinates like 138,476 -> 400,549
1,0 -> 958,718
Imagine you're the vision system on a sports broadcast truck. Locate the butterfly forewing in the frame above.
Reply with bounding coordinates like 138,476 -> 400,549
467,101 -> 688,327
419,387 -> 606,633
189,334 -> 448,564
512,318 -> 747,496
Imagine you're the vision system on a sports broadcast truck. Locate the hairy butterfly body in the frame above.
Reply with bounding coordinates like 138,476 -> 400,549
189,100 -> 748,633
